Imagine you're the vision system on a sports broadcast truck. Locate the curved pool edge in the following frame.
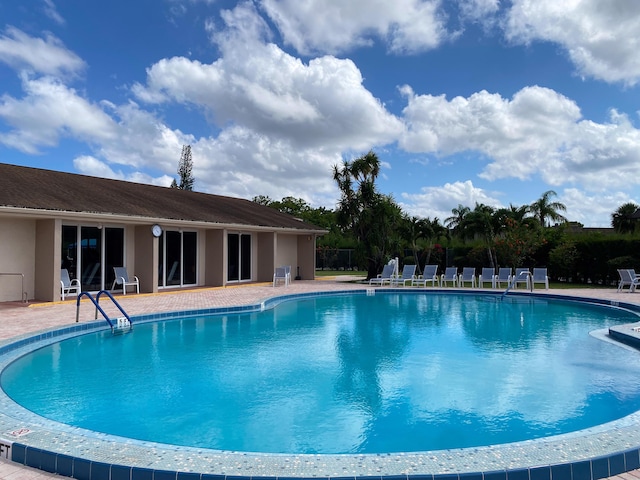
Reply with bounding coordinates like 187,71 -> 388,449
2,288 -> 640,480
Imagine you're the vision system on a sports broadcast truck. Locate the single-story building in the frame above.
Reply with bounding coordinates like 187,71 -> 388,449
0,163 -> 326,302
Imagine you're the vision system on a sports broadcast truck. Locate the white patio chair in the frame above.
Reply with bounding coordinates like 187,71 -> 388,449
513,268 -> 531,289
617,269 -> 640,292
532,268 -> 549,290
273,266 -> 289,287
458,267 -> 477,288
412,265 -> 439,287
440,267 -> 458,287
495,268 -> 512,288
60,269 -> 81,301
390,264 -> 417,287
478,267 -> 496,288
111,267 -> 140,295
369,264 -> 394,286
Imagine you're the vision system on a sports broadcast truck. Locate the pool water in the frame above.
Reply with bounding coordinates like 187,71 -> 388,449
3,292 -> 640,455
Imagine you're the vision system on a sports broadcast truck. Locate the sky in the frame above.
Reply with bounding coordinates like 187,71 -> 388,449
1,1 -> 640,227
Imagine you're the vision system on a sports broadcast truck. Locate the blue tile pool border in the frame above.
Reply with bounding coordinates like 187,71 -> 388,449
2,288 -> 640,480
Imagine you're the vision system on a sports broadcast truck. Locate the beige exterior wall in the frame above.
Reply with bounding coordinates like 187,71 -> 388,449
0,213 -> 321,303
0,218 -> 36,302
257,232 -> 275,282
204,229 -> 225,286
134,225 -> 157,294
275,233 -> 298,279
297,234 -> 317,280
34,219 -> 59,301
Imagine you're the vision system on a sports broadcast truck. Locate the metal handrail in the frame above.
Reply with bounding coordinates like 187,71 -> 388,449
96,290 -> 132,325
501,270 -> 533,299
76,290 -> 132,332
0,273 -> 27,303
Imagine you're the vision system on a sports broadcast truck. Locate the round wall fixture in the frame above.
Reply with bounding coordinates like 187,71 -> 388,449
151,224 -> 163,237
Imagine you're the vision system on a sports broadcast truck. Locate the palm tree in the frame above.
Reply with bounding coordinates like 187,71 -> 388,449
611,202 -> 640,234
530,190 -> 567,227
333,151 -> 403,278
445,204 -> 471,236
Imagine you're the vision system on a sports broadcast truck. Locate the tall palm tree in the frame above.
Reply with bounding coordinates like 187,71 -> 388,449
530,190 -> 567,227
611,202 -> 640,234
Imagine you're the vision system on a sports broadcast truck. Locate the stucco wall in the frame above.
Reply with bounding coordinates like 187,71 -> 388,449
275,234 -> 298,278
0,218 -> 36,302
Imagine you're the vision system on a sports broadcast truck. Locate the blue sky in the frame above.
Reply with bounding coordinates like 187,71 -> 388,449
1,0 -> 640,227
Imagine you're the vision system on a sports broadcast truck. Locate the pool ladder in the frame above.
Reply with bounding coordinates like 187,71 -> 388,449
501,271 -> 533,299
76,290 -> 133,334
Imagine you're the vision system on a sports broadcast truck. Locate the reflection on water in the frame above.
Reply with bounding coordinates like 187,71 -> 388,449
2,293 -> 640,454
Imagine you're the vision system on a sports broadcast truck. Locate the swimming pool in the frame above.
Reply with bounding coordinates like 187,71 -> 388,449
2,289 -> 640,480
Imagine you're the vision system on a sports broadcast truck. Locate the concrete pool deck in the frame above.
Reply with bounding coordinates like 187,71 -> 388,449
1,278 -> 640,480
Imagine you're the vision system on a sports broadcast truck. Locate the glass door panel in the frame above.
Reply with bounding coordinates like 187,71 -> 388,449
166,231 -> 182,286
240,234 -> 251,281
80,227 -> 102,291
227,234 -> 239,282
104,228 -> 124,290
62,226 -> 78,279
183,232 -> 197,285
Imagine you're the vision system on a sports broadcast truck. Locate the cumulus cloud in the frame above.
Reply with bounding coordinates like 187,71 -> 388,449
504,0 -> 640,85
0,27 -> 84,77
260,0 -> 450,55
74,155 -> 176,186
133,2 -> 403,152
0,74 -> 117,153
399,85 -> 640,192
400,180 -> 503,220
558,188 -> 640,228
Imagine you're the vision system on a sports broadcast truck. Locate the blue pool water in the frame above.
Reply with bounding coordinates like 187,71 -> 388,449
3,292 -> 640,455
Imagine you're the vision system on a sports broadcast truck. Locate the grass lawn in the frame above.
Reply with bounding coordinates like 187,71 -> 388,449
315,270 -> 366,277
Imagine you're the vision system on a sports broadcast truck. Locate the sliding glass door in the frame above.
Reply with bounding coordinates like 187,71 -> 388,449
61,225 -> 124,291
158,230 -> 198,288
227,233 -> 251,282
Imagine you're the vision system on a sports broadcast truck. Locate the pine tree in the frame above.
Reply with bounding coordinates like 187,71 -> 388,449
172,145 -> 195,190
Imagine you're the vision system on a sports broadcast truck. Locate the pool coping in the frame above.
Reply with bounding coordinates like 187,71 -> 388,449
2,288 -> 640,480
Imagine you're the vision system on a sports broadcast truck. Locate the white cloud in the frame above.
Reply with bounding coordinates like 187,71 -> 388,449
400,180 -> 503,220
458,0 -> 500,21
399,85 -> 640,193
504,0 -> 640,85
260,0 -> 450,55
133,2 -> 403,152
559,188 -> 640,228
74,155 -> 175,187
0,27 -> 84,77
42,0 -> 65,25
0,74 -> 117,153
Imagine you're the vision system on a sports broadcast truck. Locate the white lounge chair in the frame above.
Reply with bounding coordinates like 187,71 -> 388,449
111,267 -> 140,295
458,267 -> 476,288
617,269 -> 640,292
412,265 -> 439,287
513,268 -> 531,289
478,267 -> 496,288
369,264 -> 394,286
60,268 -> 81,301
441,267 -> 458,287
495,268 -> 512,288
273,266 -> 290,287
532,268 -> 549,289
391,264 -> 417,287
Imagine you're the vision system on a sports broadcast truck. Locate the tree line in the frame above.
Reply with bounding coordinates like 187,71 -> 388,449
254,151 -> 640,281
